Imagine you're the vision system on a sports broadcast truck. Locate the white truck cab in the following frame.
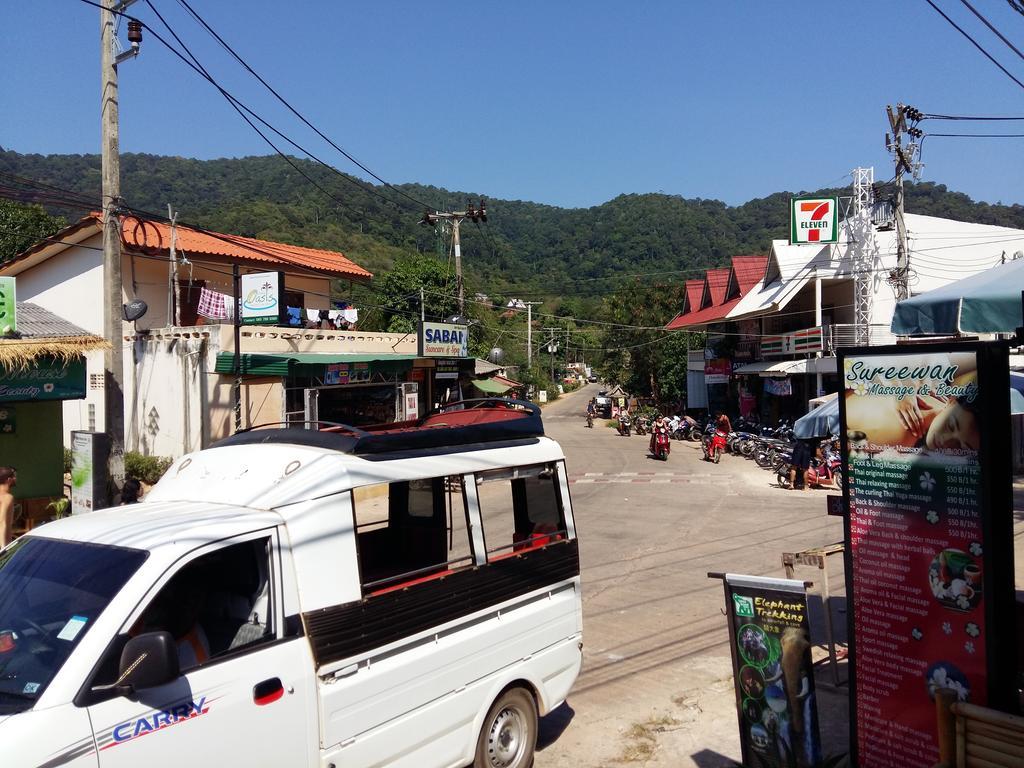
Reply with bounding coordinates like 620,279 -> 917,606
1,400 -> 582,768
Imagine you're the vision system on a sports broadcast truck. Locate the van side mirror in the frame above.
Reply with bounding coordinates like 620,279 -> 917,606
92,631 -> 179,695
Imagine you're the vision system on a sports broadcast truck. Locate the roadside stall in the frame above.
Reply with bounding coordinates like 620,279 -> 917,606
0,302 -> 107,535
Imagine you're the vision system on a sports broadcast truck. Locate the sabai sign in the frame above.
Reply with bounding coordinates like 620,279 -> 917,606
240,271 -> 284,325
790,197 -> 838,245
419,321 -> 469,358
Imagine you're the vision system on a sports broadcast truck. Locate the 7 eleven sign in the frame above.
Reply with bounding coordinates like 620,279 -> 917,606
790,196 -> 838,244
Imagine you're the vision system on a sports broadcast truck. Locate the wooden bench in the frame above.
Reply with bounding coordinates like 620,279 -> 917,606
935,689 -> 1024,767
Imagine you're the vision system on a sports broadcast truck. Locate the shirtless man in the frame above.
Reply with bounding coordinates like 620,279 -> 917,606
0,466 -> 16,547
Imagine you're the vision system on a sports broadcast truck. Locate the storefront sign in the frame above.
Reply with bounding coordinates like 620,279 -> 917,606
0,357 -> 86,402
419,321 -> 469,358
717,574 -> 822,767
704,358 -> 731,385
435,359 -> 460,380
0,277 -> 16,333
762,327 -> 824,357
324,362 -> 371,385
839,344 -> 1017,767
790,197 -> 838,244
70,431 -> 109,514
240,271 -> 284,325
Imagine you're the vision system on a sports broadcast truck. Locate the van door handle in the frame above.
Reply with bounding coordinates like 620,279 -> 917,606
253,677 -> 284,706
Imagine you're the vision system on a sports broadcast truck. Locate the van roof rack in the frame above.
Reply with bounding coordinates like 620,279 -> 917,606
212,398 -> 544,455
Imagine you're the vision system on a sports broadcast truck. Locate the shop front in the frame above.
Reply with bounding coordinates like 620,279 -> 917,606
0,353 -> 93,532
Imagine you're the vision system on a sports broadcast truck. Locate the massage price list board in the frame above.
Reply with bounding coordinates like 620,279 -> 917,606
840,347 -> 1006,768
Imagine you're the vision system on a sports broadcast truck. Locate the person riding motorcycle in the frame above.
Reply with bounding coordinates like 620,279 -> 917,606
586,398 -> 596,427
649,415 -> 668,454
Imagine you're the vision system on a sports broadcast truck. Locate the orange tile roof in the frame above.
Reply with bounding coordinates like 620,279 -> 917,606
117,214 -> 372,280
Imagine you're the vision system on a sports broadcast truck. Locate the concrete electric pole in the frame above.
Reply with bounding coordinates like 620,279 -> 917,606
100,1 -> 141,501
420,200 -> 487,316
885,104 -> 923,302
524,301 -> 542,369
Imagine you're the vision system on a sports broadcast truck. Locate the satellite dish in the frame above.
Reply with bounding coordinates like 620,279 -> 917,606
122,299 -> 148,322
488,347 -> 504,364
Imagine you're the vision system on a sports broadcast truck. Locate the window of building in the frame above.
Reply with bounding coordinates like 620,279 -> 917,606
176,279 -> 207,327
353,476 -> 472,594
476,462 -> 566,559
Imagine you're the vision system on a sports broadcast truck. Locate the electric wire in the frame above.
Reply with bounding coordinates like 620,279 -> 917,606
923,0 -> 1024,91
173,0 -> 433,211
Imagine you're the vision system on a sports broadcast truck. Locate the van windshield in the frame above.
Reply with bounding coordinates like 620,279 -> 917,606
0,537 -> 147,714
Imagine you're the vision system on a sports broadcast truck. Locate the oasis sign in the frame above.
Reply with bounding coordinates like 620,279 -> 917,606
790,197 -> 838,245
419,321 -> 469,358
240,271 -> 284,325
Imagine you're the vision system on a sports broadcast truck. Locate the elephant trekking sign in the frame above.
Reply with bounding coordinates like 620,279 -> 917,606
709,572 -> 822,767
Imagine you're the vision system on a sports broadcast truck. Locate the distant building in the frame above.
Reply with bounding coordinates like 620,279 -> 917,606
668,213 -> 1024,418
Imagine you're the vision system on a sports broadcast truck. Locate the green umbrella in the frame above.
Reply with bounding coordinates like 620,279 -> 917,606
891,258 -> 1024,335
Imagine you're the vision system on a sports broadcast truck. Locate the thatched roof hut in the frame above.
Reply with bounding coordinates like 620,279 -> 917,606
0,303 -> 108,372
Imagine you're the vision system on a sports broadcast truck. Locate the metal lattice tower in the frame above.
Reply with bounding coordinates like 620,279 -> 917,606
851,167 -> 875,346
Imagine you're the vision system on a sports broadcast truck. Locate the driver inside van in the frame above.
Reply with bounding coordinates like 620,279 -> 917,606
136,571 -> 210,669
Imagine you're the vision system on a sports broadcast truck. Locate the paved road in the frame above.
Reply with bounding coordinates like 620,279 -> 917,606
535,385 -> 846,767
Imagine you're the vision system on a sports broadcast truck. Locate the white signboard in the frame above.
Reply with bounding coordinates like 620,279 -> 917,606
790,197 -> 838,244
419,322 -> 469,358
241,271 -> 283,325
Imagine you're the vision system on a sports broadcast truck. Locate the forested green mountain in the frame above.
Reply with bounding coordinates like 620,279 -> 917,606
4,149 -> 1024,299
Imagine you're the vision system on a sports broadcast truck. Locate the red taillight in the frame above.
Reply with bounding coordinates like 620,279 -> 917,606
0,632 -> 15,653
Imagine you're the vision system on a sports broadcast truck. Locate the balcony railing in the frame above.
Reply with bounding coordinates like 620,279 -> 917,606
829,323 -> 896,350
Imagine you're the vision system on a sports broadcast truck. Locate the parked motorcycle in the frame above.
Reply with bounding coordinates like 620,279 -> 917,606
634,416 -> 650,436
617,414 -> 632,436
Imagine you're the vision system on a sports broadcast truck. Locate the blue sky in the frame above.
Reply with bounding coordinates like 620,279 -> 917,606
3,1 -> 1024,209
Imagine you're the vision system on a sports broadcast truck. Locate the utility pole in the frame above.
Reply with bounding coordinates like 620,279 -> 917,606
420,200 -> 487,316
167,204 -> 180,326
544,327 -> 560,385
886,104 -> 923,301
524,301 -> 542,368
100,1 -> 141,502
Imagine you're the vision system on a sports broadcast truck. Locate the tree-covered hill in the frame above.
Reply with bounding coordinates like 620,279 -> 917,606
4,149 -> 1024,298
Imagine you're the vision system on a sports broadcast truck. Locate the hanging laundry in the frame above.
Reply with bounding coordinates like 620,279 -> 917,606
286,306 -> 303,327
342,308 -> 358,324
306,308 -> 321,323
197,288 -> 227,320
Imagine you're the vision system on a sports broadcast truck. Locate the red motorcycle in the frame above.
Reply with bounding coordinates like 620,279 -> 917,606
650,426 -> 671,461
702,429 -> 728,463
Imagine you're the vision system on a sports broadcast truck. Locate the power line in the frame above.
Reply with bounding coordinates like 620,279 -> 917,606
922,113 -> 1024,120
926,132 -> 1024,137
173,0 -> 433,211
957,0 -> 1024,66
923,0 -> 1024,91
77,0 -> 415,218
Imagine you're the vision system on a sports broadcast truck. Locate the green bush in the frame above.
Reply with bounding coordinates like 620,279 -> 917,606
124,452 -> 173,485
63,447 -> 72,474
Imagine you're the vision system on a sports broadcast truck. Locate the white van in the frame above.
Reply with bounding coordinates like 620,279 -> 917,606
0,400 -> 582,768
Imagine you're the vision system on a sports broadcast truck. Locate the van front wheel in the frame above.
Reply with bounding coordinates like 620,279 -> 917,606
474,687 -> 537,768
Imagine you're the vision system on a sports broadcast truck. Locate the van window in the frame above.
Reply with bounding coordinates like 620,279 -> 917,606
135,538 -> 274,672
353,476 -> 473,594
476,462 -> 566,559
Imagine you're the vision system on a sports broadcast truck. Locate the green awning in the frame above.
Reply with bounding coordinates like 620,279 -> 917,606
472,377 -> 512,394
214,352 -> 417,377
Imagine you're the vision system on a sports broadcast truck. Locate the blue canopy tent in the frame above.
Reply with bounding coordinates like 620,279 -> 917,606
891,258 -> 1024,336
794,393 -> 840,439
